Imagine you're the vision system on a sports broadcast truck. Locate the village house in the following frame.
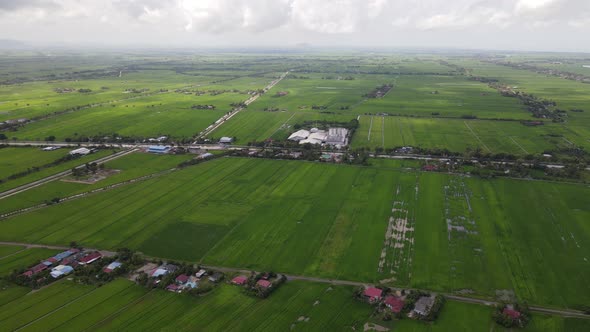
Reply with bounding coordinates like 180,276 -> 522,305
413,296 -> 435,316
103,261 -> 122,273
384,295 -> 405,313
256,279 -> 272,289
151,263 -> 178,278
219,137 -> 233,144
363,287 -> 383,303
232,275 -> 248,285
147,145 -> 171,154
503,305 -> 522,320
50,265 -> 74,278
195,269 -> 207,278
78,251 -> 102,265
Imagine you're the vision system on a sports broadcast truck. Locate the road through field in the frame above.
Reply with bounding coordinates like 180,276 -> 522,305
0,240 -> 586,319
0,148 -> 137,200
198,71 -> 289,140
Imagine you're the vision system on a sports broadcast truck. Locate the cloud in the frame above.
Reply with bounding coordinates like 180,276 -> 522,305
0,0 -> 589,51
0,0 -> 58,11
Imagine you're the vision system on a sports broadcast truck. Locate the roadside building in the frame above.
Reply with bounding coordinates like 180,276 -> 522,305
288,129 -> 310,141
219,137 -> 234,144
195,269 -> 207,278
325,127 -> 349,146
256,279 -> 272,289
384,296 -> 405,313
232,275 -> 248,285
147,145 -> 171,154
103,261 -> 122,273
78,252 -> 103,265
50,265 -> 74,278
363,287 -> 383,302
175,274 -> 189,285
413,296 -> 435,316
69,147 -> 91,156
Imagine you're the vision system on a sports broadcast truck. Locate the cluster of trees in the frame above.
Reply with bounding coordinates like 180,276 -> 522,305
311,105 -> 328,110
191,104 -> 216,110
492,303 -> 531,328
364,84 -> 393,98
77,88 -> 92,93
73,248 -> 143,286
0,151 -> 81,185
124,88 -> 149,93
241,272 -> 286,299
491,60 -> 590,84
71,162 -> 105,177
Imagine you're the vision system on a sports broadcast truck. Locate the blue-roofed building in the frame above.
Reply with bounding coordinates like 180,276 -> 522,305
103,261 -> 123,273
147,145 -> 171,154
53,250 -> 73,261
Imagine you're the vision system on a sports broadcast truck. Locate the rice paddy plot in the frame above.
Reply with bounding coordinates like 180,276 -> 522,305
0,247 -> 60,276
0,151 -> 195,215
352,115 -> 590,154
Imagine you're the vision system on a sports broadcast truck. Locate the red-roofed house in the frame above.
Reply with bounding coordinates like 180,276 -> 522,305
232,276 -> 248,285
363,287 -> 383,302
79,252 -> 102,265
257,279 -> 272,288
384,296 -> 405,313
166,284 -> 180,292
31,263 -> 48,274
46,257 -> 58,263
175,274 -> 189,284
503,308 -> 521,320
21,270 -> 33,277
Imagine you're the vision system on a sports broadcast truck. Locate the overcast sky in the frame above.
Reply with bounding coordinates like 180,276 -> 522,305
0,0 -> 589,52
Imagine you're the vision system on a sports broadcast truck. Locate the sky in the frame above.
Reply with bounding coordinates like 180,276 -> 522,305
0,0 -> 589,52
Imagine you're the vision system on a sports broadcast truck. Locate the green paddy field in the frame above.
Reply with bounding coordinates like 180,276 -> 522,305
0,157 -> 588,308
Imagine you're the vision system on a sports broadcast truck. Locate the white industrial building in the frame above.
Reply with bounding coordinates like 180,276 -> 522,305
69,147 -> 91,156
288,127 -> 349,147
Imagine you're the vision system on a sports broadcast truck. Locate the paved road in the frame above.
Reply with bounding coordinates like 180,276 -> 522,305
196,71 -> 289,140
0,148 -> 138,200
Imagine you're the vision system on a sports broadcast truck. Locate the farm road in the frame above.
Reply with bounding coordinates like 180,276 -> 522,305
202,264 -> 590,319
0,148 -> 138,200
1,248 -> 587,319
196,71 -> 289,139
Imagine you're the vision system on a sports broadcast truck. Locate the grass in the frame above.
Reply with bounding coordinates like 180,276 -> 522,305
351,115 -> 590,154
0,247 -> 60,276
0,149 -> 114,193
1,278 -> 589,331
0,158 -> 588,308
0,147 -> 68,177
0,151 -> 195,214
0,244 -> 25,258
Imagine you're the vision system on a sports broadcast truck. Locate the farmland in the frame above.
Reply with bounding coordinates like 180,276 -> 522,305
1,277 -> 588,332
0,157 -> 588,308
352,115 -> 590,153
0,148 -> 114,193
0,151 -> 196,214
2,52 -> 590,329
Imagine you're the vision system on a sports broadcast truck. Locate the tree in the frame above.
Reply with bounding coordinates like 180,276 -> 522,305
0,133 -> 7,140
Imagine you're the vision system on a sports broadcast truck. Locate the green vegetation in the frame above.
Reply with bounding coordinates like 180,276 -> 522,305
0,247 -> 60,276
0,158 -> 588,308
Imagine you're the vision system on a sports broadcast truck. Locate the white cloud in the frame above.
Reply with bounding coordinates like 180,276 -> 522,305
0,0 -> 589,51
